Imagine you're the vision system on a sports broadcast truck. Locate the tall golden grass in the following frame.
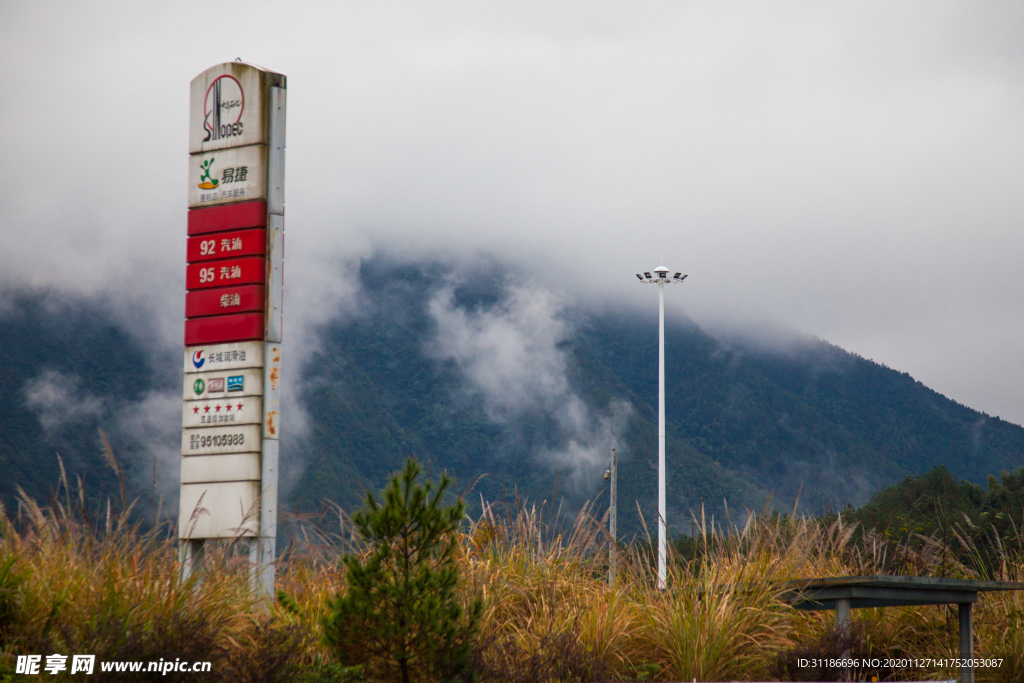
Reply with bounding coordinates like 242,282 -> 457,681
1,478 -> 1023,682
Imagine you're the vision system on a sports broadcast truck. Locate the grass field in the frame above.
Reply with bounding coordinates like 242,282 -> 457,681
1,478 -> 1022,682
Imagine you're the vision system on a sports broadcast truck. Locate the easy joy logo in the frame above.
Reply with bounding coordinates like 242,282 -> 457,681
203,75 -> 244,143
192,351 -> 205,369
198,158 -> 218,190
193,378 -> 205,396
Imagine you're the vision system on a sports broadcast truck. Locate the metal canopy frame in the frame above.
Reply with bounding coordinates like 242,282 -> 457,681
781,575 -> 1024,683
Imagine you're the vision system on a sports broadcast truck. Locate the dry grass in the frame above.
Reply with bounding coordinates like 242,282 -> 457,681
0,481 -> 255,680
1,479 -> 1023,682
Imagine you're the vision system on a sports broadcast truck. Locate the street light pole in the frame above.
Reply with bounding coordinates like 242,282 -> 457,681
636,266 -> 686,589
657,277 -> 666,587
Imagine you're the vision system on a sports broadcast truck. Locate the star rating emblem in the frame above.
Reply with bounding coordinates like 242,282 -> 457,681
237,403 -> 243,411
204,405 -> 211,413
215,404 -> 222,412
193,406 -> 199,414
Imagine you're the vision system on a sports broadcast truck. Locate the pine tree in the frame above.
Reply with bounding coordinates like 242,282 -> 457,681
324,458 -> 481,683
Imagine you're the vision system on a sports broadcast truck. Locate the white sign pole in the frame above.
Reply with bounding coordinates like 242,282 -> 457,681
180,63 -> 286,600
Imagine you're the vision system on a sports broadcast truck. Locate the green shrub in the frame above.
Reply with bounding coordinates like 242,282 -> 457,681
323,458 -> 482,683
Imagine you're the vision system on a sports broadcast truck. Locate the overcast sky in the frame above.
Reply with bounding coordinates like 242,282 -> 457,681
2,1 -> 1024,423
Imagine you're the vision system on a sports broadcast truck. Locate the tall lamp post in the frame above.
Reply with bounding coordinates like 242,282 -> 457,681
636,266 -> 687,589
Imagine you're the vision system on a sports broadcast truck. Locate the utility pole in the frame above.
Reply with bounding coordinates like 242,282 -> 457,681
609,444 -> 618,584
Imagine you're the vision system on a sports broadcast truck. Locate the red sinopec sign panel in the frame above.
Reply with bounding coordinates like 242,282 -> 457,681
186,256 -> 266,290
186,284 -> 266,318
188,201 -> 267,236
185,313 -> 265,346
187,228 -> 267,263
186,284 -> 265,318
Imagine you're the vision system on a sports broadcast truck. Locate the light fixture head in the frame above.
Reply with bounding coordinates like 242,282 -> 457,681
638,268 -> 687,284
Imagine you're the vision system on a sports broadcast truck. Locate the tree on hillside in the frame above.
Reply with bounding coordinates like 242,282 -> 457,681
847,465 -> 1024,576
323,458 -> 481,683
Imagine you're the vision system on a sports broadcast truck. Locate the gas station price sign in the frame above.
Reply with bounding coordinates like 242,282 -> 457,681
179,62 -> 286,597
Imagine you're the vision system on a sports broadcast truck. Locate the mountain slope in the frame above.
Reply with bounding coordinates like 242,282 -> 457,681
737,336 -> 1024,483
4,262 -> 1023,540
290,259 -> 1024,536
0,291 -> 172,513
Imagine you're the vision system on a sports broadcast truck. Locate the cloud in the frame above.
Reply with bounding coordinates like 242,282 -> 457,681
122,389 -> 188,503
426,281 -> 632,488
22,369 -> 183,505
541,398 -> 635,491
23,370 -> 106,433
426,284 -> 573,422
3,1 -> 1024,425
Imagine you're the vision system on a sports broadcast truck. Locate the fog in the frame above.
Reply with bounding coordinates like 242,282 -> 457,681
2,1 -> 1024,423
426,281 -> 634,489
21,368 -> 183,502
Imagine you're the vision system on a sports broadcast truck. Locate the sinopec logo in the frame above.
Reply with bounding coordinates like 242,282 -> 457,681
203,75 -> 244,143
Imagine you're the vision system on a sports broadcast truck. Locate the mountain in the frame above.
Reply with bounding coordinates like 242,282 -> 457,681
736,336 -> 1024,485
3,260 -> 1023,540
289,258 -> 1024,535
